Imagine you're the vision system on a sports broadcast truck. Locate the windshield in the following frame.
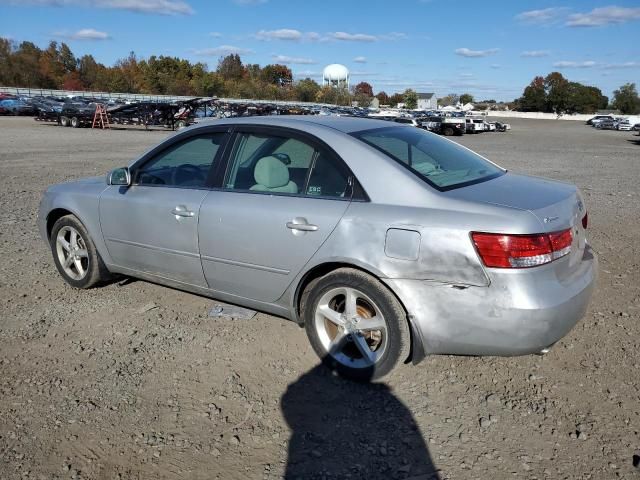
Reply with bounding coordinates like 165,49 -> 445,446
352,126 -> 504,190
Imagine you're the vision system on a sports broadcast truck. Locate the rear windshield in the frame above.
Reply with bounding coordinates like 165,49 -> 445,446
352,126 -> 504,190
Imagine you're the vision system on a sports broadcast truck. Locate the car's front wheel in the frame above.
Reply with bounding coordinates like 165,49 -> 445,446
50,215 -> 111,288
302,268 -> 410,381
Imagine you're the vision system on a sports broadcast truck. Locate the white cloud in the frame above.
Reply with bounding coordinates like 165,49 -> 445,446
515,7 -> 566,24
330,32 -> 377,42
521,50 -> 550,58
55,28 -> 111,40
255,29 -> 303,41
490,64 -> 501,69
601,61 -> 640,69
567,6 -> 640,27
353,56 -> 367,63
271,54 -> 315,65
460,73 -> 474,78
553,60 -> 597,68
193,45 -> 253,56
455,48 -> 499,58
208,32 -> 222,38
0,0 -> 194,15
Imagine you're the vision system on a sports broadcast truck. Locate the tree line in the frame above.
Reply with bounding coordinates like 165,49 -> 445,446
0,37 -> 393,105
516,72 -> 640,115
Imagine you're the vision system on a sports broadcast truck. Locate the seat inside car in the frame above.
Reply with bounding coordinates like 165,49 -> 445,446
250,155 -> 298,193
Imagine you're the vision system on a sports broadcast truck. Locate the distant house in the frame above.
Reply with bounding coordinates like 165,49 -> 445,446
417,92 -> 437,110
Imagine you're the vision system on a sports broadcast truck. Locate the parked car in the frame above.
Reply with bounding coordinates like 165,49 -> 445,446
616,116 -> 640,131
494,121 -> 511,132
38,116 -> 597,380
586,115 -> 614,126
420,115 -> 465,136
594,118 -> 618,130
465,117 -> 485,133
0,98 -> 36,115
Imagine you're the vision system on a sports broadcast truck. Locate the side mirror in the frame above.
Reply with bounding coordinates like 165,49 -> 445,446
107,167 -> 131,186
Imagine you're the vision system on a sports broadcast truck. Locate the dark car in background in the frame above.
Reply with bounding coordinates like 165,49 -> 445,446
0,98 -> 36,116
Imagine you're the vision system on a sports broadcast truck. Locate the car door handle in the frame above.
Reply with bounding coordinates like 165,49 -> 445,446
286,219 -> 318,232
171,206 -> 195,218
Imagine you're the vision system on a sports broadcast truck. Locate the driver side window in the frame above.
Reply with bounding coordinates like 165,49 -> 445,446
135,133 -> 226,188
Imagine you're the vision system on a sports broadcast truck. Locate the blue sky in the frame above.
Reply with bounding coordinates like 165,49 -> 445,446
1,0 -> 639,101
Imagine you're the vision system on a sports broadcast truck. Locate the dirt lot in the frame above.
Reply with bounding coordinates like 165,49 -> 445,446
0,116 -> 639,480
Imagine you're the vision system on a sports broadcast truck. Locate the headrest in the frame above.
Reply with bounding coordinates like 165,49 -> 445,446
254,156 -> 290,188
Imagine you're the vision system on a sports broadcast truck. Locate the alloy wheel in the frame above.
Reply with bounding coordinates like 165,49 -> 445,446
55,226 -> 89,280
314,287 -> 388,369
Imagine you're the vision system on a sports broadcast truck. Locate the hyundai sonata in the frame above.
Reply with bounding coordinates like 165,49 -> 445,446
38,116 -> 597,379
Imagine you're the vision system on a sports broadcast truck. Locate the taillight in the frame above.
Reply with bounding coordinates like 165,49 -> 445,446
471,228 -> 573,268
582,212 -> 588,229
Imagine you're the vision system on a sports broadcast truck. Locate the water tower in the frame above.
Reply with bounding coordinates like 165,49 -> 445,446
322,64 -> 350,89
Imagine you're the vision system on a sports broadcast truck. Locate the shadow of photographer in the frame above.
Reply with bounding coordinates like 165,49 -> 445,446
281,362 -> 440,480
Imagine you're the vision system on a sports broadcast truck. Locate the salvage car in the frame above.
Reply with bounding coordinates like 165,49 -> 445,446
38,116 -> 597,380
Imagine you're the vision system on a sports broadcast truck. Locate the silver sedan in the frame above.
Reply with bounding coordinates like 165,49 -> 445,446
38,116 -> 597,380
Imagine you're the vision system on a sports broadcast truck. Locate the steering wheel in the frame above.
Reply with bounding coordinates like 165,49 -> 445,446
171,163 -> 206,186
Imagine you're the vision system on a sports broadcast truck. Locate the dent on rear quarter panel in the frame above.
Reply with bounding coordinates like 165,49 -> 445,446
313,202 -> 490,286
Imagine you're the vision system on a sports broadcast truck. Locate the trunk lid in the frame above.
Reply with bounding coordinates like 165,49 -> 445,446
446,172 -> 588,271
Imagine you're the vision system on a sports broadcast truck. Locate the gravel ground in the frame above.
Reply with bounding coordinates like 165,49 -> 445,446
0,117 -> 639,480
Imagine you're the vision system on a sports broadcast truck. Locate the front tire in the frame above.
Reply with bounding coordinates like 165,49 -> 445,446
70,116 -> 79,128
301,268 -> 410,381
50,215 -> 111,289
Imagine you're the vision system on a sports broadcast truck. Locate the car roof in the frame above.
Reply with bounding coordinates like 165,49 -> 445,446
194,115 -> 397,134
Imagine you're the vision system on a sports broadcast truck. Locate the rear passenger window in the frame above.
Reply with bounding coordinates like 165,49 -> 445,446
224,132 -> 351,199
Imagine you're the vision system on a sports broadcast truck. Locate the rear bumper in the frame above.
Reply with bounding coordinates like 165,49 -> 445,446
385,245 -> 597,361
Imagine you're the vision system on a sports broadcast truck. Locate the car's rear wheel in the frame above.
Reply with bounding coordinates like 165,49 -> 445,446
60,116 -> 70,127
443,126 -> 454,136
302,268 -> 410,381
70,116 -> 79,128
50,215 -> 111,289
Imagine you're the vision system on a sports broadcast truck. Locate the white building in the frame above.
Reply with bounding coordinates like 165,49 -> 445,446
416,92 -> 437,110
323,64 -> 350,89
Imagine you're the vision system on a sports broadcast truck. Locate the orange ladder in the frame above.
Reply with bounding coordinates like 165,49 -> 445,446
92,104 -> 110,129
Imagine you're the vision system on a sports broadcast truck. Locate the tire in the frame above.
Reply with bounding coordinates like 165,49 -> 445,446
176,120 -> 186,129
443,126 -> 454,136
301,268 -> 410,381
70,116 -> 79,128
60,116 -> 70,127
50,215 -> 111,289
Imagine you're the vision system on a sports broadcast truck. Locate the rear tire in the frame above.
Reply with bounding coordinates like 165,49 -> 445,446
301,268 -> 410,381
50,215 -> 111,289
443,126 -> 454,136
71,116 -> 79,128
60,116 -> 70,127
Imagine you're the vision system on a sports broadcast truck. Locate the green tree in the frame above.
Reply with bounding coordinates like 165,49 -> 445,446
260,64 -> 293,86
217,54 -> 244,80
403,88 -> 418,109
388,92 -> 404,107
459,93 -> 474,104
544,72 -> 570,114
294,77 -> 321,102
517,76 -> 546,112
612,83 -> 640,114
59,42 -> 76,73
